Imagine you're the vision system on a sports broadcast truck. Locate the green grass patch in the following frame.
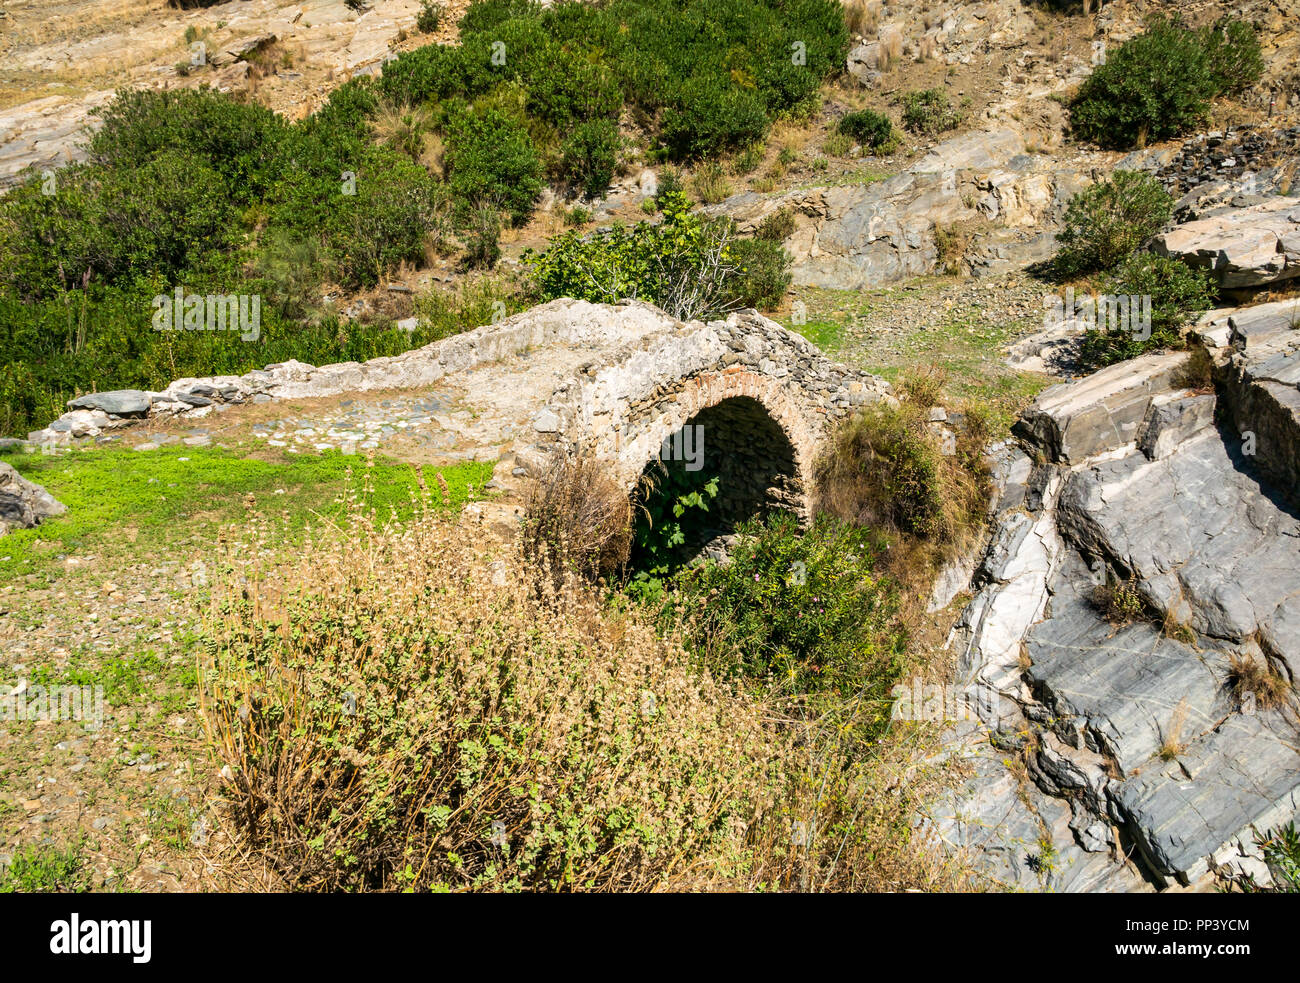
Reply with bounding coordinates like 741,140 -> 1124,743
786,317 -> 846,352
788,284 -> 1052,437
0,444 -> 492,581
0,840 -> 89,893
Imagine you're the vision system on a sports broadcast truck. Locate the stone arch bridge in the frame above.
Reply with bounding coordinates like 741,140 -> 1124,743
35,299 -> 893,527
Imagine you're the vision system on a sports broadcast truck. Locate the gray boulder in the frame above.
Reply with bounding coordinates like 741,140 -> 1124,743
67,389 -> 152,416
0,462 -> 66,534
1152,197 -> 1300,289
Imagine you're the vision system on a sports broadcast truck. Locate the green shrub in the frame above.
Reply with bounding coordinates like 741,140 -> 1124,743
249,229 -> 331,320
661,76 -> 769,160
457,0 -> 541,34
815,401 -> 987,543
652,166 -> 684,207
416,0 -> 443,33
667,513 -> 905,700
1201,16 -> 1265,97
727,237 -> 792,310
560,118 -> 621,197
1070,15 -> 1263,149
756,207 -> 796,242
87,87 -> 288,202
522,47 -> 622,129
461,202 -> 502,269
378,43 -> 496,106
1053,170 -> 1174,277
838,108 -> 899,152
442,107 -> 543,225
2,152 -> 239,300
333,155 -> 447,288
900,89 -> 963,136
1078,253 -> 1216,368
524,192 -> 740,320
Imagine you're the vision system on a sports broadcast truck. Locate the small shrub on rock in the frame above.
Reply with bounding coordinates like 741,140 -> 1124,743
416,0 -> 443,33
900,89 -> 963,137
560,119 -> 622,198
524,192 -> 741,320
1078,253 -> 1216,368
726,237 -> 793,311
1053,170 -> 1174,277
837,108 -> 899,152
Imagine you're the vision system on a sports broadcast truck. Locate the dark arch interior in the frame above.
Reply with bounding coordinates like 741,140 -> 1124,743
629,396 -> 802,572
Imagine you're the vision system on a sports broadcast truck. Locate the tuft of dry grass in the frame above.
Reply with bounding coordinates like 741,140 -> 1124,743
371,100 -> 436,164
520,451 -> 633,588
1158,698 -> 1189,761
1227,653 -> 1292,712
814,393 -> 990,594
878,27 -> 904,72
1172,344 -> 1215,395
690,162 -> 734,205
843,0 -> 882,39
899,364 -> 948,408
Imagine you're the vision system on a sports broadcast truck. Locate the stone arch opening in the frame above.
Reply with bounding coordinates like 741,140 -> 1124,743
628,395 -> 803,571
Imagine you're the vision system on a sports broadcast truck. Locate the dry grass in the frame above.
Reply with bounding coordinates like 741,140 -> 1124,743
1227,653 -> 1292,712
690,162 -> 734,205
843,0 -> 882,39
1158,698 -> 1189,761
899,364 -> 948,408
1172,344 -> 1216,395
520,451 -> 633,588
199,471 -> 969,892
814,394 -> 990,596
879,27 -> 905,73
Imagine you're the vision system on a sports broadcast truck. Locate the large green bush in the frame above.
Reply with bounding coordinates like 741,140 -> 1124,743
1070,15 -> 1263,149
1053,170 -> 1174,277
560,118 -> 622,197
1078,253 -> 1216,369
87,87 -> 288,202
660,76 -> 770,160
442,106 -> 543,225
525,192 -> 791,320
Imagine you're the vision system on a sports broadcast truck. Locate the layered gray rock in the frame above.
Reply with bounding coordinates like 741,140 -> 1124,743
1219,298 -> 1300,502
0,462 -> 67,534
1152,197 -> 1300,289
938,305 -> 1300,890
1014,353 -> 1185,463
68,390 -> 152,416
705,128 -> 1086,289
